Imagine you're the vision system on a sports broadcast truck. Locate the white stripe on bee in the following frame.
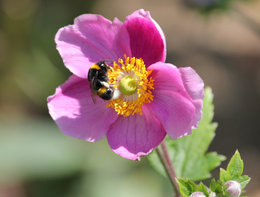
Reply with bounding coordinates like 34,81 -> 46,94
100,81 -> 110,88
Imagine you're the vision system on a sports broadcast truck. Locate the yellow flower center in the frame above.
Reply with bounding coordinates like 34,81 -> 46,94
107,56 -> 154,117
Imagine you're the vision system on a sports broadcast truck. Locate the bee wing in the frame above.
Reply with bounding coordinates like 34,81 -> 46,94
90,88 -> 97,104
90,78 -> 97,104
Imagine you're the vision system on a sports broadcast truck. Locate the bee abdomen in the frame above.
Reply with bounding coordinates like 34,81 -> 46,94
97,87 -> 113,100
88,64 -> 101,81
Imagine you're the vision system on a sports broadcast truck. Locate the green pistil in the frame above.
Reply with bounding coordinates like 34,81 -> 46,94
119,76 -> 137,95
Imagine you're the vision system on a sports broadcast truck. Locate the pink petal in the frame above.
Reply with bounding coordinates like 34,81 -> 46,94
107,106 -> 166,160
124,9 -> 166,66
148,62 -> 204,139
179,67 -> 205,127
55,15 -> 131,78
47,75 -> 118,142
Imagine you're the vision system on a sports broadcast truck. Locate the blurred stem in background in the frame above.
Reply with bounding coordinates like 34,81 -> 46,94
183,0 -> 260,38
232,5 -> 260,38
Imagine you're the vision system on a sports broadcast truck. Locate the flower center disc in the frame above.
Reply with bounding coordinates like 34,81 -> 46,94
107,56 -> 154,117
119,76 -> 137,95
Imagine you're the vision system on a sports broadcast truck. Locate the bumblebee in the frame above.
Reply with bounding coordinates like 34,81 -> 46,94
88,61 -> 119,103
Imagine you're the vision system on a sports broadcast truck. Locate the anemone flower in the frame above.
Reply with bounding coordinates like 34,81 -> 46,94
47,9 -> 204,160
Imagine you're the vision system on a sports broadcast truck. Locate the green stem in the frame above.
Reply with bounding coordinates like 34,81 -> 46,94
156,141 -> 181,197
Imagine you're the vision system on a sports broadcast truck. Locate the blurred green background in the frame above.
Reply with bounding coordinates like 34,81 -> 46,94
0,0 -> 259,196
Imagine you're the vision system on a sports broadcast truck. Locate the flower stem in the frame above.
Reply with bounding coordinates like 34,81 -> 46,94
156,141 -> 181,197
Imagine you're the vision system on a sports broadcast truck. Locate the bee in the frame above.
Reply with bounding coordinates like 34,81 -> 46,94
88,61 -> 119,103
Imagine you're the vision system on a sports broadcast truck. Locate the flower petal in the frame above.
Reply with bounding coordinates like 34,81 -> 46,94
107,106 -> 166,160
179,67 -> 205,126
55,15 -> 131,78
148,62 -> 204,139
47,75 -> 118,142
124,9 -> 166,66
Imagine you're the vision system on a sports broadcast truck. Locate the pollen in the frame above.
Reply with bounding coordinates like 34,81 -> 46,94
107,56 -> 154,117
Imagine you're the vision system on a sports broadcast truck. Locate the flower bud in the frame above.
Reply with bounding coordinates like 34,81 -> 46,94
189,192 -> 206,197
225,180 -> 241,197
209,192 -> 216,197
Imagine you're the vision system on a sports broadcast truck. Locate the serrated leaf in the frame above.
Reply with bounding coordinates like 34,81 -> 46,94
236,176 -> 251,189
219,168 -> 231,182
209,179 -> 221,192
197,182 -> 209,196
210,179 -> 223,193
148,87 -> 225,181
227,150 -> 244,178
210,179 -> 217,190
206,152 -> 226,171
177,179 -> 197,197
219,151 -> 251,195
177,179 -> 210,197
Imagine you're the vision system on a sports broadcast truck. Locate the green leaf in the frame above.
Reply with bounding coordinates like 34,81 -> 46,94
219,150 -> 251,194
206,152 -> 226,171
220,150 -> 246,183
210,179 -> 217,191
219,168 -> 231,182
148,87 -> 225,181
226,150 -> 244,178
210,179 -> 223,193
197,182 -> 209,196
177,179 -> 210,197
177,179 -> 197,197
235,175 -> 251,189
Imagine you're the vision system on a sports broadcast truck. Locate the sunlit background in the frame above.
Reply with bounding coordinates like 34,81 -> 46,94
0,0 -> 259,196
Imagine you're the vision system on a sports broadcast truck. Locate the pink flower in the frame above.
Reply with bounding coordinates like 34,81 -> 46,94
47,9 -> 204,160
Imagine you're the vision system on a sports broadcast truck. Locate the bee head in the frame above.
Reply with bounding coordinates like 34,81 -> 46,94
97,61 -> 107,70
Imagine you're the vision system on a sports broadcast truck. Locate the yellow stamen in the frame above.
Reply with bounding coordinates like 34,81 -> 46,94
107,56 -> 154,117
